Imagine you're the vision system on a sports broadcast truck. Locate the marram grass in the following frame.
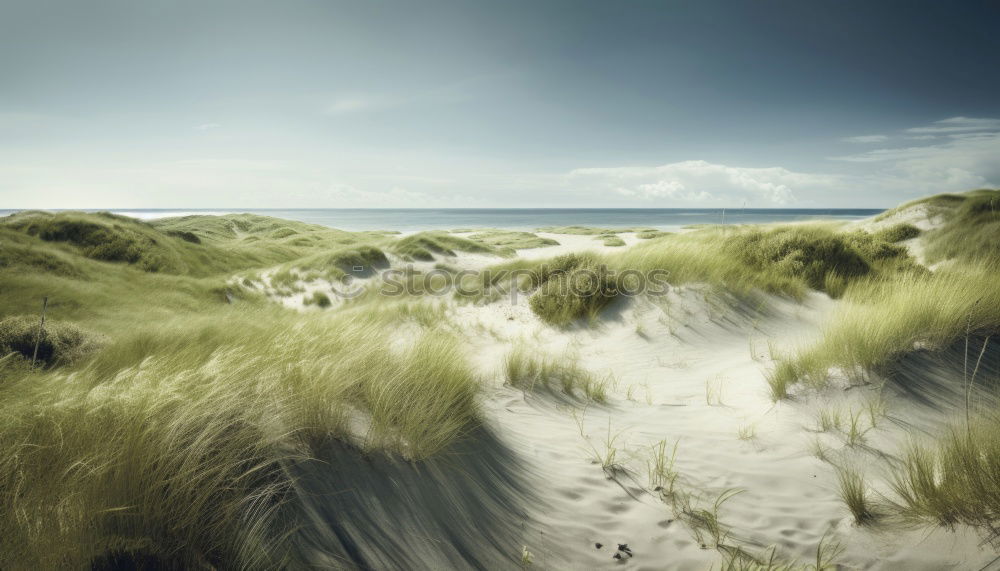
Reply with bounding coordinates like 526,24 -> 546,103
767,265 -> 1000,399
503,345 -> 609,401
0,309 -> 480,568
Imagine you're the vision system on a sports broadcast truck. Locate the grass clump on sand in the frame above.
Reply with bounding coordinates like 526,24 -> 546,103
391,231 -> 498,261
503,346 -> 608,401
466,229 -> 559,251
0,310 -> 480,568
527,253 -> 623,326
599,235 -> 626,247
887,416 -> 1000,536
837,467 -> 876,525
767,266 -> 1000,399
636,230 -> 670,239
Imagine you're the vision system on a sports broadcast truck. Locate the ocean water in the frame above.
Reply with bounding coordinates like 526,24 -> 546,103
1,208 -> 883,232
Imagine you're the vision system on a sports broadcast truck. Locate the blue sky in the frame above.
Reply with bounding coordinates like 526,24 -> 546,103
1,0 -> 998,208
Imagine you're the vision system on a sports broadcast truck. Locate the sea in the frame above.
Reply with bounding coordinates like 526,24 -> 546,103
0,208 -> 884,232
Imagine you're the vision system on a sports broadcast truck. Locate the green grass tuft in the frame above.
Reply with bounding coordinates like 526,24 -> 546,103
874,223 -> 921,243
837,466 -> 875,525
504,346 -> 608,401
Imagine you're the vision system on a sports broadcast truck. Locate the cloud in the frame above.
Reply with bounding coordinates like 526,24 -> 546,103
324,94 -> 398,115
905,116 -> 1000,134
828,121 -> 1000,195
842,134 -> 888,144
570,160 -> 837,205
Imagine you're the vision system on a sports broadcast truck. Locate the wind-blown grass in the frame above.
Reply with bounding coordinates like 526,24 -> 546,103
0,309 -> 480,568
767,266 -> 1000,398
920,189 -> 1000,264
836,467 -> 875,525
619,223 -> 917,300
887,416 -> 1000,537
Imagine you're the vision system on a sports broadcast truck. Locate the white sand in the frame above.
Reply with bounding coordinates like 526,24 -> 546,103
262,228 -> 995,569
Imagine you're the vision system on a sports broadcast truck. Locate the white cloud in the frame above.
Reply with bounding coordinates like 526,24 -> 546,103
324,94 -> 399,115
828,123 -> 1000,196
905,116 -> 1000,134
570,160 -> 837,205
842,134 -> 888,144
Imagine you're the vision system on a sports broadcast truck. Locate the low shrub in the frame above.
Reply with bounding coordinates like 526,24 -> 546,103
528,254 -> 621,325
874,223 -> 921,243
0,315 -> 99,367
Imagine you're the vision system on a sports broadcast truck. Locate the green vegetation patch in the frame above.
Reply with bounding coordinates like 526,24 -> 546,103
874,223 -> 921,243
391,231 -> 497,261
528,253 -> 622,326
0,315 -> 100,368
504,346 -> 608,401
4,212 -> 176,271
921,189 -> 1000,264
766,266 -> 1000,399
0,310 -> 480,568
467,229 -> 559,251
619,224 -> 918,301
636,231 -> 671,239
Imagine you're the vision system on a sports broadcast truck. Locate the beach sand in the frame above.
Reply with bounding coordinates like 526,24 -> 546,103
254,216 -> 995,569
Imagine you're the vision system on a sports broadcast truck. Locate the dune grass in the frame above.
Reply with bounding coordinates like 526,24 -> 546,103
767,266 -> 1000,399
886,416 -> 1000,537
456,222 -> 917,326
466,229 -> 559,251
618,223 -> 917,301
920,189 -> 1000,264
836,466 -> 875,525
0,211 -> 491,567
527,253 -> 623,326
390,231 -> 499,261
503,346 -> 609,401
636,230 -> 671,239
0,309 -> 480,568
599,235 -> 626,247
874,223 -> 921,243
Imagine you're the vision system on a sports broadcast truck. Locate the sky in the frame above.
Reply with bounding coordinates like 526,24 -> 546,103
1,0 -> 999,209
